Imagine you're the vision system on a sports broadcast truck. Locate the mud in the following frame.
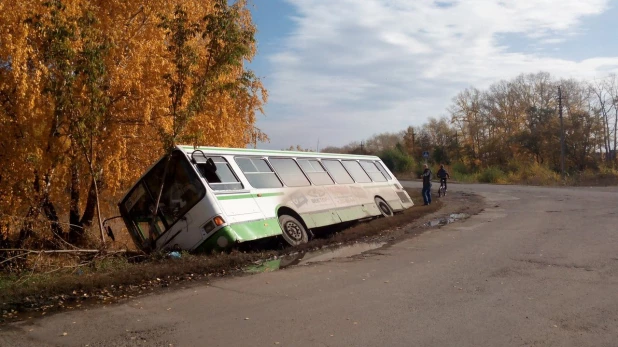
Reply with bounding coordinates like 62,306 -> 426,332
244,242 -> 386,273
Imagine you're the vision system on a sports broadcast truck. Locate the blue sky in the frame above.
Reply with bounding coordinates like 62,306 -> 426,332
249,0 -> 618,150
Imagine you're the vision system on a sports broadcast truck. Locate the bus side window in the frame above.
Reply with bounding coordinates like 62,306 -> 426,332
375,161 -> 393,180
269,158 -> 310,187
341,161 -> 372,183
297,159 -> 334,185
235,157 -> 283,189
197,157 -> 243,191
322,160 -> 354,184
199,163 -> 220,183
360,161 -> 387,182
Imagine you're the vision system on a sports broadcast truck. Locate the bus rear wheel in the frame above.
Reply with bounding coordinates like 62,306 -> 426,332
375,197 -> 394,217
279,215 -> 309,247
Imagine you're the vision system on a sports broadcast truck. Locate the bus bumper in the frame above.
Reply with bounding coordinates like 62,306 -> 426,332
193,218 -> 283,252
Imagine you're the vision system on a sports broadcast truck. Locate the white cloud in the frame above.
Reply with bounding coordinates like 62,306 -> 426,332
257,0 -> 618,149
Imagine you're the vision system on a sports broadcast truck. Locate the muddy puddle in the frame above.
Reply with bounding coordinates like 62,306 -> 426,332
423,213 -> 470,227
246,213 -> 472,274
244,242 -> 386,273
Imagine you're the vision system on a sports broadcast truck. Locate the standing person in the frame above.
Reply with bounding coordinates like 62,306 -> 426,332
421,164 -> 432,205
436,164 -> 450,193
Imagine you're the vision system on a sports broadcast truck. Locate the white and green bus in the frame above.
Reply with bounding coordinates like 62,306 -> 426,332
118,145 -> 414,253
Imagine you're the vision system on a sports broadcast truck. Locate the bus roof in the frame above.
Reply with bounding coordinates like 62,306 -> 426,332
176,145 -> 382,161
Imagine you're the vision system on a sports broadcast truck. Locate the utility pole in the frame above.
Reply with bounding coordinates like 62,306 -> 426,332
316,138 -> 320,153
558,86 -> 565,180
360,141 -> 364,154
454,131 -> 459,161
412,129 -> 416,155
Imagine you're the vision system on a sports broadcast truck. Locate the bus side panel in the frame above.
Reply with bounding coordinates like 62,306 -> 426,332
278,187 -> 341,228
335,205 -> 375,221
325,185 -> 377,222
227,218 -> 282,241
216,195 -> 264,224
367,184 -> 405,211
305,210 -> 341,228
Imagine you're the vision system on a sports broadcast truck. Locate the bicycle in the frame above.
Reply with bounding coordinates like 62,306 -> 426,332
438,179 -> 447,197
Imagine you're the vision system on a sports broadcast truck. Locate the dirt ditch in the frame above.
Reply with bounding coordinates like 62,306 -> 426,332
0,189 -> 485,323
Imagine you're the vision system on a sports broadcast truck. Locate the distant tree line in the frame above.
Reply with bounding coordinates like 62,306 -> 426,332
320,72 -> 618,181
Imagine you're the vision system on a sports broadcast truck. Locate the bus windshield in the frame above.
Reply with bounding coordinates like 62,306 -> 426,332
121,151 -> 205,242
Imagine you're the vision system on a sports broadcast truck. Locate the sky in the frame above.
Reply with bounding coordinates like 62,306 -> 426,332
248,0 -> 618,150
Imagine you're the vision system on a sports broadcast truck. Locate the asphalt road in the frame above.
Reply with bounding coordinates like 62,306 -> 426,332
2,183 -> 618,347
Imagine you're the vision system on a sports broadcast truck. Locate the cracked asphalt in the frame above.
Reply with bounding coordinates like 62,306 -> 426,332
1,182 -> 617,347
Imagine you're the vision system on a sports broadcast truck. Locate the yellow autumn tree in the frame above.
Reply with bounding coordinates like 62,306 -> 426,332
0,0 -> 267,248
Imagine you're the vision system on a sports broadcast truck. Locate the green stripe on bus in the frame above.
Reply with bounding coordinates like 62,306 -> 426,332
216,194 -> 252,200
193,218 -> 283,252
216,192 -> 284,200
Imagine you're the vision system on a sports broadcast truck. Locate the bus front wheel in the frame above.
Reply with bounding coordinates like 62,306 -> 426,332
279,215 -> 309,247
375,197 -> 394,217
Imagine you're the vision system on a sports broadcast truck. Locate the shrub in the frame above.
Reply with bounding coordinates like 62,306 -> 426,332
505,159 -> 524,174
516,163 -> 561,185
478,166 -> 505,183
450,171 -> 477,183
570,165 -> 618,186
379,148 -> 415,173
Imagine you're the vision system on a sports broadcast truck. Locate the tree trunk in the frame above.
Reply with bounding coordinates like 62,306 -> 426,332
17,207 -> 36,247
41,193 -> 63,239
40,169 -> 64,240
0,222 -> 10,249
92,175 -> 105,247
80,179 -> 97,226
68,157 -> 83,243
17,174 -> 41,247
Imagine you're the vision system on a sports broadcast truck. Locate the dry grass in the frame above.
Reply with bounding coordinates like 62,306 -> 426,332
395,164 -> 618,187
569,167 -> 618,186
0,188 -> 451,319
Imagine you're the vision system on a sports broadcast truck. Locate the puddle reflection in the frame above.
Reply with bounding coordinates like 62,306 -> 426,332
423,213 -> 470,227
244,242 -> 385,273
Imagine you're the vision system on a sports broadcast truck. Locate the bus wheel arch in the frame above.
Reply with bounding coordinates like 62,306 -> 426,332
277,207 -> 311,246
374,196 -> 394,217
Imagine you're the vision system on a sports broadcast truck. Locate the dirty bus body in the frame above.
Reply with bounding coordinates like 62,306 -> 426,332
118,145 -> 414,253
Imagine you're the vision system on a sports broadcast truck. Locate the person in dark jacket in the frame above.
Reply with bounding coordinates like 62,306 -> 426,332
436,164 -> 450,192
421,164 -> 432,205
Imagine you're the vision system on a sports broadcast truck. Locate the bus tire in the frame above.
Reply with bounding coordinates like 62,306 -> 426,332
278,215 -> 309,247
375,197 -> 394,217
